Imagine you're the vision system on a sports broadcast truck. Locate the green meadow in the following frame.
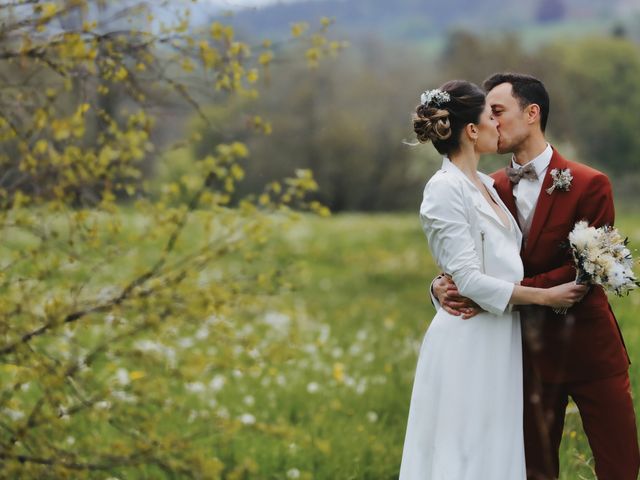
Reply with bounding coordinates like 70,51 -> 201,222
3,210 -> 639,479
262,212 -> 640,480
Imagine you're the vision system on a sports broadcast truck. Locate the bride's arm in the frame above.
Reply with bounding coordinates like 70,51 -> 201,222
420,177 -> 516,315
510,282 -> 586,307
420,177 -> 586,314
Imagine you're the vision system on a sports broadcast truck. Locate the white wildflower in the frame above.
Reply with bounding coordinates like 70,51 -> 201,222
248,348 -> 260,359
115,368 -> 130,386
186,382 -> 206,394
195,326 -> 210,340
209,374 -> 226,392
349,344 -> 363,356
286,468 -> 301,479
366,411 -> 379,423
95,400 -> 112,410
263,311 -> 290,333
318,324 -> 330,344
306,382 -> 320,394
240,413 -> 256,425
3,408 -> 25,421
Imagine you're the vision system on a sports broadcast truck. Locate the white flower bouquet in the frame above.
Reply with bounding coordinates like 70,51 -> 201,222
569,221 -> 638,294
554,221 -> 638,313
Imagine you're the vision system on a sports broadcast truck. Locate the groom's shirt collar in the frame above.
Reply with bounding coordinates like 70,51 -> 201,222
510,143 -> 552,176
510,143 -> 552,241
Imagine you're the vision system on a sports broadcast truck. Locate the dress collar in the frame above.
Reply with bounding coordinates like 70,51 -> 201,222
441,156 -> 496,189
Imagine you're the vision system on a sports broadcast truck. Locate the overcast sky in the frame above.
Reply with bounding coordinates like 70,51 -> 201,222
205,0 -> 307,10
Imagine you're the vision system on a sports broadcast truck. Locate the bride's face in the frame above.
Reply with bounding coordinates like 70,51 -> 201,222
475,102 -> 499,154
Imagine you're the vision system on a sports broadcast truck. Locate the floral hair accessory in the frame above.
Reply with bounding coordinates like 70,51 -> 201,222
420,89 -> 450,107
546,168 -> 573,194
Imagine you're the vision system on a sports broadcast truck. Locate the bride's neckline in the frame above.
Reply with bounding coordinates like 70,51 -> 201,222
480,183 -> 513,231
443,157 -> 513,231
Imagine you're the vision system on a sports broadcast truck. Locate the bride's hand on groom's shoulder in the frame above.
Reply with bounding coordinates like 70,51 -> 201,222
433,275 -> 483,319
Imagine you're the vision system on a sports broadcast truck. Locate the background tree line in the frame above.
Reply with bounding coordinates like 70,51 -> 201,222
3,1 -> 637,213
181,28 -> 640,212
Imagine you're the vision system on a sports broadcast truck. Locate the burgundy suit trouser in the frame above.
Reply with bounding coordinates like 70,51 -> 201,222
523,366 -> 640,480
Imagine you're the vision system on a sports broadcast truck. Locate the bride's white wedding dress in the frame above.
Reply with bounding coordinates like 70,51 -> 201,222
399,158 -> 526,480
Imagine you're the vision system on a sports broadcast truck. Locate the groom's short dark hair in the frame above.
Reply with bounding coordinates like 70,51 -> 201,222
483,73 -> 550,132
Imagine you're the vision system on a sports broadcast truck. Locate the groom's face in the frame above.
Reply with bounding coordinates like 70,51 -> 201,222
486,83 -> 529,154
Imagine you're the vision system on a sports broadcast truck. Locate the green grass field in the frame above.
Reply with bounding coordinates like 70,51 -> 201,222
3,210 -> 639,479
260,212 -> 640,479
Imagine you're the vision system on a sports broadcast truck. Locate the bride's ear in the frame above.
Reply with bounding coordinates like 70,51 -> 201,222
465,123 -> 479,144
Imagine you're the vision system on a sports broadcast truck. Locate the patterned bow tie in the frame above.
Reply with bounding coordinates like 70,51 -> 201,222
506,163 -> 538,184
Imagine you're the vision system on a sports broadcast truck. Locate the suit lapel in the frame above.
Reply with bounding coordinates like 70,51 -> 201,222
494,172 -> 519,228
523,149 -> 566,257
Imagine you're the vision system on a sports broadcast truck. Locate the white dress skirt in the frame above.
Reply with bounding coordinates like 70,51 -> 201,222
399,158 -> 527,480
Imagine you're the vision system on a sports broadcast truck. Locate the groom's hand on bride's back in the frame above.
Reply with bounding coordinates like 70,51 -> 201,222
432,275 -> 483,319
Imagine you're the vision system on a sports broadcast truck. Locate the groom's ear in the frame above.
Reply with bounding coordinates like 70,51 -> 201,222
526,103 -> 541,126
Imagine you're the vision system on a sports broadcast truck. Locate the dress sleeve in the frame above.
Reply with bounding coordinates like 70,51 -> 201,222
420,176 -> 515,315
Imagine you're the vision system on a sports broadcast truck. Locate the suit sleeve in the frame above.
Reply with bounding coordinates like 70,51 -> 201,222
420,176 -> 514,315
520,173 -> 615,288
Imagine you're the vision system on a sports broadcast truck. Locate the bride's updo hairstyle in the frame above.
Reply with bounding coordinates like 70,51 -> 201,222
413,80 -> 485,156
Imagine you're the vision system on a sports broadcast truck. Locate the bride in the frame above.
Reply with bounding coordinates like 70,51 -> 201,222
398,80 -> 587,480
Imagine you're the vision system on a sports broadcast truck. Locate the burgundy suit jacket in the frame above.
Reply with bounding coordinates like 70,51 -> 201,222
491,148 -> 630,383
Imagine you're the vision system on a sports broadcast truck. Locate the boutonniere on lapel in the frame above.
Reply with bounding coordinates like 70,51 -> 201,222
546,168 -> 573,195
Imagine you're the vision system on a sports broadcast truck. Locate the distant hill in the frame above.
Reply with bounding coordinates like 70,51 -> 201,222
204,0 -> 639,45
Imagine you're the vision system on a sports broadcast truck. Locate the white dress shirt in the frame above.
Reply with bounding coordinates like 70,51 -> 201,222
511,143 -> 552,240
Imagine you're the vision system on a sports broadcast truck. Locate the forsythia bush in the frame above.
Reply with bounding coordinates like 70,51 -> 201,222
0,1 -> 341,477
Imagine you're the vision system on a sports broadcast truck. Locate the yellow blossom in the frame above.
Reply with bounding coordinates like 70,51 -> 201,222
129,371 -> 145,381
291,22 -> 309,38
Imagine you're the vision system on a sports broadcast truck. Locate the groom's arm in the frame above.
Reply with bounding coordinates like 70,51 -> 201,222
520,173 -> 614,289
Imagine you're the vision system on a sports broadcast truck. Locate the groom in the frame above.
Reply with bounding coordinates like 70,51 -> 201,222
432,72 -> 640,479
